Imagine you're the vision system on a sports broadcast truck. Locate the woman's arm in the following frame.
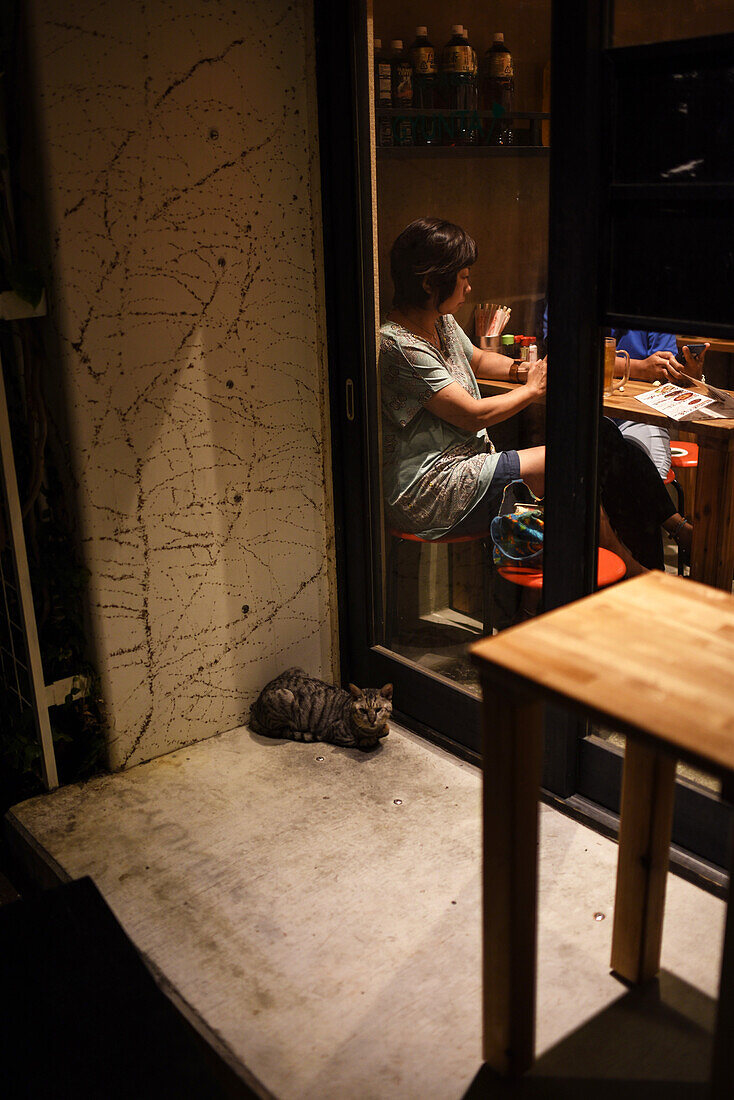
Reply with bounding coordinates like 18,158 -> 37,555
425,359 -> 547,432
469,345 -> 518,381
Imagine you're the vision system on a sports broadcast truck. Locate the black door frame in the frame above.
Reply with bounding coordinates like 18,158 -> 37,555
313,0 -> 730,881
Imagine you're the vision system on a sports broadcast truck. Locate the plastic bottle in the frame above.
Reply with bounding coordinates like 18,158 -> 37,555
390,39 -> 414,146
409,26 -> 438,145
482,32 -> 514,146
374,38 -> 394,147
439,25 -> 470,145
458,27 -> 479,145
520,337 -> 534,361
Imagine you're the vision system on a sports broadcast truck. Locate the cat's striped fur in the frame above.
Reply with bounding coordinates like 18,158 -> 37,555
249,667 -> 392,751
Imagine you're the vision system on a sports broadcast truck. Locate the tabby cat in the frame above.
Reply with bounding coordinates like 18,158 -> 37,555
249,667 -> 393,751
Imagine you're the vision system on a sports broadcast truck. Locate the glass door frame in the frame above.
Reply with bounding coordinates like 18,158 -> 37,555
313,0 -> 731,882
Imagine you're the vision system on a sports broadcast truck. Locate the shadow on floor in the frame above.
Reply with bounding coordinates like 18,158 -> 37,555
463,971 -> 713,1098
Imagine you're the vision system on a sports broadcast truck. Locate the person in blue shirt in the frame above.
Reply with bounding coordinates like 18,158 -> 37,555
539,305 -> 708,477
612,329 -> 707,477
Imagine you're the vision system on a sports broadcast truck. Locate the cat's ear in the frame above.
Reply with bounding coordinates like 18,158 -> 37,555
380,683 -> 393,700
348,683 -> 363,699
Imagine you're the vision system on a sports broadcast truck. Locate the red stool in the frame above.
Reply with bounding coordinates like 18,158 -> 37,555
387,528 -> 494,638
670,441 -> 699,468
497,547 -> 626,590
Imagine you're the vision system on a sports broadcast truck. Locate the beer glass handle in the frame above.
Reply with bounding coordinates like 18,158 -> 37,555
612,350 -> 630,392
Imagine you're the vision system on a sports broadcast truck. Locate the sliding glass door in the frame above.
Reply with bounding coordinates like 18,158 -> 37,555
314,0 -> 734,873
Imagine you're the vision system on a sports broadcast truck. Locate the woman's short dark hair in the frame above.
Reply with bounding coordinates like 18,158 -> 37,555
390,218 -> 478,309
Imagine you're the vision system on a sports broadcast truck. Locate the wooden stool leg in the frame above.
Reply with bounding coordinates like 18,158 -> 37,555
481,687 -> 544,1076
611,740 -> 676,983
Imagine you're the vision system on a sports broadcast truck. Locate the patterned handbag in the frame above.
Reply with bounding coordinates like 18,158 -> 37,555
490,479 -> 544,568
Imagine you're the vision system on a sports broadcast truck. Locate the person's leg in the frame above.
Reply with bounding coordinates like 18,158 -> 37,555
616,420 -> 672,479
599,418 -> 675,569
599,507 -> 648,578
517,446 -> 545,498
518,441 -> 651,575
662,513 -> 692,553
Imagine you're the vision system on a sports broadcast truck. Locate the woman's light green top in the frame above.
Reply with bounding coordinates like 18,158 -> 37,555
380,315 -> 500,538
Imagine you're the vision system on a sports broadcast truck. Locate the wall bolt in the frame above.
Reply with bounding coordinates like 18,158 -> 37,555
226,379 -> 234,389
209,128 -> 219,140
393,799 -> 402,805
241,604 -> 249,615
316,756 -> 324,762
594,912 -> 606,921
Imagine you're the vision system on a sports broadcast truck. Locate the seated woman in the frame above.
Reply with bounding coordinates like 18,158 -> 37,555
380,217 -> 691,573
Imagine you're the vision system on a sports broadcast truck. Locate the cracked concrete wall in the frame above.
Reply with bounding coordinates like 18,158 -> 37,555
25,0 -> 337,769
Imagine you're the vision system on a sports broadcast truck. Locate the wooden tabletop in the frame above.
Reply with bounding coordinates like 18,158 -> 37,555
478,377 -> 734,444
470,571 -> 734,777
678,335 -> 734,356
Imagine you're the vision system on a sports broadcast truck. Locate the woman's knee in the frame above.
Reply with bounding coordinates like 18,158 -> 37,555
517,447 -> 545,496
517,446 -> 545,475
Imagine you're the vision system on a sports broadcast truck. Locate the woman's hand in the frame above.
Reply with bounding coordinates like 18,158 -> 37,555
526,357 -> 547,397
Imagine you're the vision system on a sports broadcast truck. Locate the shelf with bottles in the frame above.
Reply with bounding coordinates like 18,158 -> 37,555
375,110 -> 550,156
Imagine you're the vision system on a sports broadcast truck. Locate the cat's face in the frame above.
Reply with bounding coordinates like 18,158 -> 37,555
348,683 -> 393,750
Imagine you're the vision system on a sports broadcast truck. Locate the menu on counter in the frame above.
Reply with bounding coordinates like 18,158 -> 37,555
635,374 -> 734,421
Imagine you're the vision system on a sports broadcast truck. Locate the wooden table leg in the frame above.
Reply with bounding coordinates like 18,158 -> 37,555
691,437 -> 734,591
481,685 -> 544,1076
611,739 -> 676,982
711,818 -> 734,1098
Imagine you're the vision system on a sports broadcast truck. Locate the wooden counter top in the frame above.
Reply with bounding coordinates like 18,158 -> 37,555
478,377 -> 734,444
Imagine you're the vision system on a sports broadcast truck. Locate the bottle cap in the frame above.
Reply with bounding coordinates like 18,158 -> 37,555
374,38 -> 382,49
391,40 -> 403,50
501,334 -> 514,345
451,25 -> 464,35
416,26 -> 428,37
522,337 -> 533,346
494,32 -> 505,42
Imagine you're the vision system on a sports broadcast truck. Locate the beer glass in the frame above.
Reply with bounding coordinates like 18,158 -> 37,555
603,336 -> 630,396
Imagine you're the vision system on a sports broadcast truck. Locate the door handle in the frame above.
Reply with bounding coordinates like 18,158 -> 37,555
345,378 -> 355,421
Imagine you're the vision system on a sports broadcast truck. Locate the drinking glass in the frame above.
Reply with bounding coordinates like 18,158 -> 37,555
603,336 -> 630,396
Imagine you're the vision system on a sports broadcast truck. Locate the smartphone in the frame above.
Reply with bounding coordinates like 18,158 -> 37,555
675,342 -> 706,367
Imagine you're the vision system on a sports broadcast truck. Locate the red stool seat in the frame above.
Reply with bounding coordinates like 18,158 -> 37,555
663,467 -> 675,485
670,441 -> 699,468
388,528 -> 491,544
498,547 -> 626,590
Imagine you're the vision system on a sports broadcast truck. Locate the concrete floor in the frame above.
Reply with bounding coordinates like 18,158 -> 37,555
5,723 -> 727,1098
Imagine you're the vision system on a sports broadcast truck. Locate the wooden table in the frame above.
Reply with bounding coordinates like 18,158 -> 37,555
469,571 -> 734,1093
677,335 -> 734,356
479,377 -> 734,590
